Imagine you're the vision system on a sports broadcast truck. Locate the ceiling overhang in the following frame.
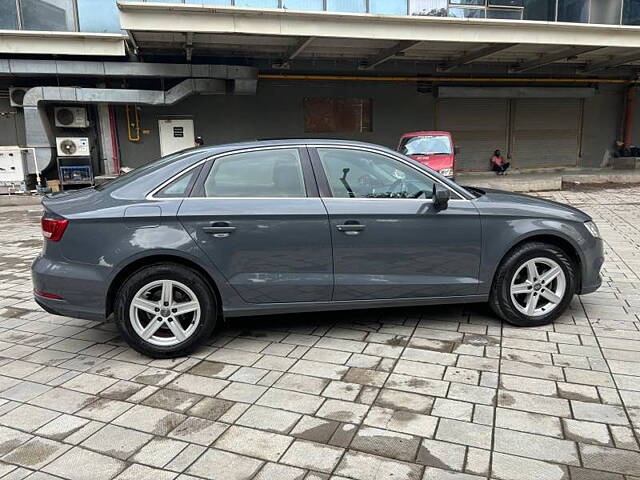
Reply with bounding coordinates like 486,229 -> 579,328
0,30 -> 126,56
118,2 -> 640,74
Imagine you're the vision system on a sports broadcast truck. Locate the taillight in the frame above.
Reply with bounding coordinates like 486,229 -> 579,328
34,289 -> 63,300
41,217 -> 69,242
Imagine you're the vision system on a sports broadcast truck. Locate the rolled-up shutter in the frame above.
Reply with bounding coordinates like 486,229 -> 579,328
436,98 -> 509,172
511,98 -> 581,168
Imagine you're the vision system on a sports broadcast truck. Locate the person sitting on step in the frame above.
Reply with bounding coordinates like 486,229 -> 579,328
491,149 -> 510,175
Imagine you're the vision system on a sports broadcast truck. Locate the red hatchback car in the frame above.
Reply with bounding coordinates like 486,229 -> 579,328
398,131 -> 458,178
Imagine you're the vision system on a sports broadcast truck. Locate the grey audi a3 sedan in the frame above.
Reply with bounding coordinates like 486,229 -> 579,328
32,140 -> 603,358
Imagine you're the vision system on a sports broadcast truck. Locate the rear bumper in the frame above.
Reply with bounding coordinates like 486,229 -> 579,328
32,254 -> 108,322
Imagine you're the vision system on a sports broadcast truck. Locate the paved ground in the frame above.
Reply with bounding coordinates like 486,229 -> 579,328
0,187 -> 638,480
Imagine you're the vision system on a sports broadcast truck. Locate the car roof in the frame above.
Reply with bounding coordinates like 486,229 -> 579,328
189,138 -> 397,155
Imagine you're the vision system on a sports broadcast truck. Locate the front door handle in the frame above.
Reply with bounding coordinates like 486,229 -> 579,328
336,222 -> 366,236
203,222 -> 236,238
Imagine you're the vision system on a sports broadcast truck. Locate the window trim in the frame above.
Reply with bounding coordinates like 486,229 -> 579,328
307,145 -> 468,201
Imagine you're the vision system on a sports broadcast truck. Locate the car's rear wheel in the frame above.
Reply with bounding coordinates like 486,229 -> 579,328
490,242 -> 577,327
114,263 -> 217,358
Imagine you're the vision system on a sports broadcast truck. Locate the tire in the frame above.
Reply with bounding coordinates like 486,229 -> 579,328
114,263 -> 217,358
489,242 -> 577,327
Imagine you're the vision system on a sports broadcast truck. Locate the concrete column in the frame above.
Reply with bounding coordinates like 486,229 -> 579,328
97,104 -> 116,175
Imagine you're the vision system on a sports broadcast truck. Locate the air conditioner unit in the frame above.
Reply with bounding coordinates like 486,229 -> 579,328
488,0 -> 524,7
9,87 -> 28,107
56,137 -> 90,157
55,107 -> 90,128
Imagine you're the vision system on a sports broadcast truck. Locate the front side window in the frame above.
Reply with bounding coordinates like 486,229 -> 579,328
400,135 -> 452,156
318,148 -> 436,199
204,148 -> 306,198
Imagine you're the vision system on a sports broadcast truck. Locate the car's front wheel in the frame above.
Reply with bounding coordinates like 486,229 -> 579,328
490,242 -> 577,327
114,263 -> 217,358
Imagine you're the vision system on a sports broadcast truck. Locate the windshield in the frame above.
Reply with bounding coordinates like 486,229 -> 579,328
400,135 -> 452,156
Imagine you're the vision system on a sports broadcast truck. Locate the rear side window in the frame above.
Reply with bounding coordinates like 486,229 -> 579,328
203,148 -> 307,198
156,166 -> 200,198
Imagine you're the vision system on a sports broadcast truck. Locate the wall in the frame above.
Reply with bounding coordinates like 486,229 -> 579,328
581,85 -> 625,167
0,97 -> 24,147
114,81 -> 436,168
85,80 -> 628,171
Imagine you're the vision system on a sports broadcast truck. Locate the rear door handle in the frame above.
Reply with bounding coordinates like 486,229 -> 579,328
336,223 -> 366,236
203,222 -> 236,237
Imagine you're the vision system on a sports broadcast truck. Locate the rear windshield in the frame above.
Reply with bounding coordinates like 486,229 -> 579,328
95,150 -> 195,191
400,135 -> 452,156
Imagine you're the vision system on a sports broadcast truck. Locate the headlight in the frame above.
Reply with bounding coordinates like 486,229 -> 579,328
439,169 -> 453,177
584,221 -> 600,238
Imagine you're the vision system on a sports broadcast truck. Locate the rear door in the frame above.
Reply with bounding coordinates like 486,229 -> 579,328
310,146 -> 482,301
178,146 -> 333,304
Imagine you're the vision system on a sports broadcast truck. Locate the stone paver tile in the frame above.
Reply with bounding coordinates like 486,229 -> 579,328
168,417 -> 228,446
0,426 -> 32,456
142,389 -> 202,413
365,406 -> 438,438
187,448 -> 263,480
34,414 -> 90,441
274,373 -> 329,395
167,374 -> 228,397
316,399 -> 370,424
563,418 -> 612,446
580,444 -> 640,476
257,388 -> 323,415
497,390 -> 571,417
422,467 -> 485,480
0,405 -> 60,432
416,438 -> 466,471
571,400 -> 629,426
495,408 -> 563,438
290,415 -> 339,443
60,373 -> 118,394
280,439 -> 344,472
164,444 -> 205,473
115,464 -> 178,480
335,450 -> 423,480
289,359 -> 348,380
350,426 -> 420,462
187,397 -> 235,421
187,361 -> 239,379
131,437 -> 188,468
253,462 -> 305,480
430,398 -> 473,422
436,419 -> 492,449
494,428 -> 580,465
81,424 -> 153,460
375,389 -> 434,413
112,405 -> 185,435
236,405 -> 301,433
385,374 -> 449,398
491,452 -> 568,480
214,425 -> 294,462
75,398 -> 132,423
1,437 -> 69,470
28,388 -> 95,414
217,382 -> 267,403
42,447 -> 127,480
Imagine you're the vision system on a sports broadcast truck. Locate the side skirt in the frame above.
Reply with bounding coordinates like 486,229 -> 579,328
223,294 -> 489,318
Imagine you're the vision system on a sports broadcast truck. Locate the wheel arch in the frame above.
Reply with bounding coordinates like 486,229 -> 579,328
105,254 -> 223,319
491,233 -> 583,293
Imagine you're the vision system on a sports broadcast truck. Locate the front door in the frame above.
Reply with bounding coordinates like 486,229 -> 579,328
178,146 -> 333,304
311,146 -> 481,301
159,119 -> 194,156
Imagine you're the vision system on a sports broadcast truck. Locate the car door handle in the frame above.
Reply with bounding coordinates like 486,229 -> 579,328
336,223 -> 366,235
203,222 -> 236,237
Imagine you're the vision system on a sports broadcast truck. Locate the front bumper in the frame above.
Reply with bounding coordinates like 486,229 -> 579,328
578,237 -> 604,295
32,254 -> 108,322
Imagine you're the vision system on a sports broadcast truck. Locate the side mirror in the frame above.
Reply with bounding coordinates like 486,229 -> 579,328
454,146 -> 461,155
432,184 -> 450,211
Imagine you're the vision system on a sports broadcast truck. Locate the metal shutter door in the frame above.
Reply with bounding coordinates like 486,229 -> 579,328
511,98 -> 581,168
437,98 -> 509,172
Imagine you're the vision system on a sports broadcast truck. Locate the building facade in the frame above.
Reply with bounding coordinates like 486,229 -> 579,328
1,0 -> 639,182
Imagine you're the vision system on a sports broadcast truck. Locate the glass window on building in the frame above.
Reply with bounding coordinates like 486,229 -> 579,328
556,0 -> 588,22
281,0 -> 323,10
623,0 -> 640,25
235,0 -> 279,7
0,0 -> 19,29
326,0 -> 366,12
487,8 -> 523,19
77,0 -> 120,32
448,6 -> 486,17
522,0 -> 557,21
370,0 -> 408,14
589,0 -> 622,24
409,0 -> 448,16
20,0 -> 76,31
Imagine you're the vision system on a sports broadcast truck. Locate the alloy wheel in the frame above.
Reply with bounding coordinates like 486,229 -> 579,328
510,257 -> 566,317
129,279 -> 201,347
